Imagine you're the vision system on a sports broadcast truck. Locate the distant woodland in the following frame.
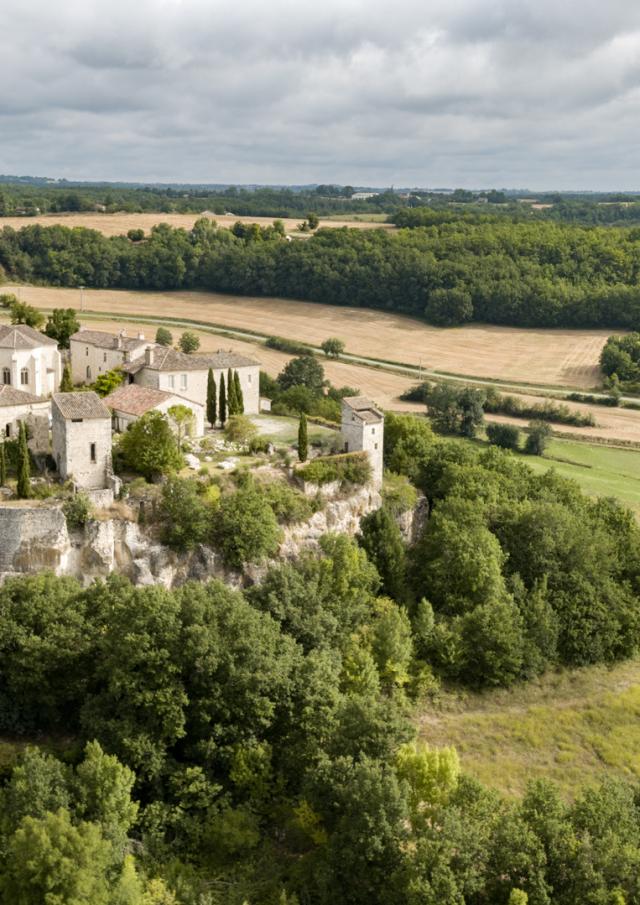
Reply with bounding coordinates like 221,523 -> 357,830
2,214 -> 640,328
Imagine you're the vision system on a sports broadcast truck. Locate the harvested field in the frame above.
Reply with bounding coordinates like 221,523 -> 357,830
0,211 -> 394,237
50,313 -> 640,443
11,285 -> 612,389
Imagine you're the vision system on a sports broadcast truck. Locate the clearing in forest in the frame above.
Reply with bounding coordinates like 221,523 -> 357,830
420,658 -> 640,799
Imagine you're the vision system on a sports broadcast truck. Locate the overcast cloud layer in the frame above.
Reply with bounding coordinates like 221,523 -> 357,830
2,0 -> 640,189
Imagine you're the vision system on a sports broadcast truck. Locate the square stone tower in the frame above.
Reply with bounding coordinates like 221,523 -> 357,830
340,396 -> 384,487
52,392 -> 112,490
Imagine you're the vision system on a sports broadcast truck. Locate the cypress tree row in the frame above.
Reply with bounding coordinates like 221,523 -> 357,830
60,362 -> 73,392
16,421 -> 31,499
233,371 -> 244,414
297,412 -> 308,462
206,368 -> 217,428
0,442 -> 6,486
219,373 -> 227,426
227,368 -> 238,415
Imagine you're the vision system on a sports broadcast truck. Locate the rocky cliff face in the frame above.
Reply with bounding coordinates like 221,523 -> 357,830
0,483 -> 387,588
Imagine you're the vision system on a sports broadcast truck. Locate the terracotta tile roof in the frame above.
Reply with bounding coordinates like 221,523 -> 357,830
120,345 -> 259,374
70,329 -> 147,352
0,324 -> 58,349
104,384 -> 174,416
52,391 -> 111,420
342,396 -> 383,421
0,385 -> 47,407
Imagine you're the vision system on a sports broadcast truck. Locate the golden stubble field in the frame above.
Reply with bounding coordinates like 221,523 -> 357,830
11,284 -> 611,388
33,310 -> 640,444
0,211 -> 394,237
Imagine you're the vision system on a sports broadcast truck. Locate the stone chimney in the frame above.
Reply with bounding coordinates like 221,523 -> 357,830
145,346 -> 155,366
137,332 -> 145,340
116,331 -> 125,350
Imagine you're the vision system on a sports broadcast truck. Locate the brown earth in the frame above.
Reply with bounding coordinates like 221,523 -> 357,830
10,285 -> 612,389
0,211 -> 394,237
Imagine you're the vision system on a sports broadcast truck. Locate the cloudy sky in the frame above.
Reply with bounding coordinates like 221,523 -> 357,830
2,0 -> 640,189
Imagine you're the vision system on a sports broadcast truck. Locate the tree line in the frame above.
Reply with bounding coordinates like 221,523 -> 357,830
2,215 -> 640,328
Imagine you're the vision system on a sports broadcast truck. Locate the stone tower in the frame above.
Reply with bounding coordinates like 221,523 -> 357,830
340,396 -> 384,487
52,391 -> 112,490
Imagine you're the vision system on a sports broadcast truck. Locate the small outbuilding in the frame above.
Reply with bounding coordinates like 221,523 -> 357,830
51,391 -> 112,490
103,384 -> 205,437
0,385 -> 51,453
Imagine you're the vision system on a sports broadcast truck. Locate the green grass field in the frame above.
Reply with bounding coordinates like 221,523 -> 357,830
520,438 -> 640,517
419,659 -> 640,799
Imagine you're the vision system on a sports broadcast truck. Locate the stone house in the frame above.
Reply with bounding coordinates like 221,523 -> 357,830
70,328 -> 148,384
121,346 -> 260,414
103,383 -> 206,437
340,396 -> 384,487
51,392 -> 112,490
0,385 -> 51,454
0,324 -> 61,396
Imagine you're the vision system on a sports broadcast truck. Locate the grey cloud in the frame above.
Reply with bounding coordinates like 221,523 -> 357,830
1,0 -> 640,188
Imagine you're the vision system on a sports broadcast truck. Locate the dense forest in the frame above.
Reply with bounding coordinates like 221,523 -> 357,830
2,416 -> 640,903
2,216 -> 640,328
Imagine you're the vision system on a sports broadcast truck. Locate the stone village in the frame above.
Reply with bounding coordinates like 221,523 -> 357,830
0,323 -> 388,583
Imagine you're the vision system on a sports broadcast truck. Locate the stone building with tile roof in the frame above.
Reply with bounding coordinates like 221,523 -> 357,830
0,385 -> 51,453
121,345 -> 260,413
0,323 -> 61,397
51,392 -> 112,490
103,383 -> 205,436
70,328 -> 148,385
340,396 -> 384,486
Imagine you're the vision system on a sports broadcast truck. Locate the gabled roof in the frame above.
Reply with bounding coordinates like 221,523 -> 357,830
0,324 -> 58,350
121,345 -> 259,374
0,385 -> 48,407
103,383 -> 201,417
70,329 -> 147,352
52,391 -> 111,420
342,395 -> 384,422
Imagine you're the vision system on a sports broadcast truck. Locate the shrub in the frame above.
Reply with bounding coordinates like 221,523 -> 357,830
63,494 -> 92,529
261,481 -> 314,524
381,471 -> 419,517
265,336 -> 310,355
178,331 -> 200,354
525,421 -> 553,456
224,415 -> 258,446
486,422 -> 521,450
119,411 -> 184,479
158,476 -> 210,550
298,451 -> 371,487
155,326 -> 173,346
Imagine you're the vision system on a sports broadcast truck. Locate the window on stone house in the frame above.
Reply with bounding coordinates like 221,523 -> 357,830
90,442 -> 96,463
168,375 -> 175,389
180,374 -> 187,390
20,368 -> 29,386
86,347 -> 89,356
2,368 -> 10,385
103,352 -> 107,363
248,373 -> 252,383
86,366 -> 91,380
371,427 -> 375,434
5,424 -> 10,438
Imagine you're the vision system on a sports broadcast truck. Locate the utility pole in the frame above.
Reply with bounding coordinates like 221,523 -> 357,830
79,285 -> 85,312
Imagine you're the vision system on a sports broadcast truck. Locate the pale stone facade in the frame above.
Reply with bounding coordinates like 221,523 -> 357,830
70,329 -> 148,385
0,325 -> 61,397
340,396 -> 384,487
104,384 -> 206,437
0,386 -> 51,453
52,392 -> 112,490
122,346 -> 260,414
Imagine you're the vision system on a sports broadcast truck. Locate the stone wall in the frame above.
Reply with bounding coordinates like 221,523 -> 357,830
0,505 -> 70,576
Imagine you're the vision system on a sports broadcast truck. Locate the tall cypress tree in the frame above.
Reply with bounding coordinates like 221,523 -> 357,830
16,421 -> 31,499
227,368 -> 237,415
298,412 -> 308,462
0,442 -> 6,486
206,368 -> 217,428
219,373 -> 227,426
234,370 -> 244,414
60,362 -> 73,392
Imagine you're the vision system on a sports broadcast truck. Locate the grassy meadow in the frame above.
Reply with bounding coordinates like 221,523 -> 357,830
420,659 -> 640,799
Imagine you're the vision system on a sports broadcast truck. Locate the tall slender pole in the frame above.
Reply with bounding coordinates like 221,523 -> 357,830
80,285 -> 85,311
